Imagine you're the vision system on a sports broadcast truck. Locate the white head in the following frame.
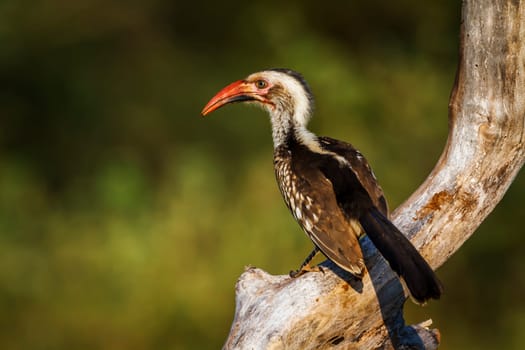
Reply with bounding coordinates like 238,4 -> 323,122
202,69 -> 315,147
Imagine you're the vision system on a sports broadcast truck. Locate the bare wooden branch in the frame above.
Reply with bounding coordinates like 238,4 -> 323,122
224,1 -> 525,349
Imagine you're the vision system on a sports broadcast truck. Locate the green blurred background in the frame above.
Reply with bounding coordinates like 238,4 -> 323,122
1,0 -> 524,349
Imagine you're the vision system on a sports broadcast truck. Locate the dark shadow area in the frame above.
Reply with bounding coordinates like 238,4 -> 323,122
318,259 -> 364,294
362,237 -> 426,349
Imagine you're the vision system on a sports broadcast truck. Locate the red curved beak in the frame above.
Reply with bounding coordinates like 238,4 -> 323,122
201,80 -> 263,116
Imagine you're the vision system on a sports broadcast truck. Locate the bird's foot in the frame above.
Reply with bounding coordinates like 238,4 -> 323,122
290,246 -> 322,278
289,264 -> 324,278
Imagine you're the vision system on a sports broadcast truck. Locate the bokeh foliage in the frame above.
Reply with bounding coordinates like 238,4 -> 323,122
0,1 -> 523,349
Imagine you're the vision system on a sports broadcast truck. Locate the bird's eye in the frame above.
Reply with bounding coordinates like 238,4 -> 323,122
255,80 -> 268,89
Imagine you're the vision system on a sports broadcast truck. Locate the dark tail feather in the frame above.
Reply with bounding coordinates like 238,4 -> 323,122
359,208 -> 443,303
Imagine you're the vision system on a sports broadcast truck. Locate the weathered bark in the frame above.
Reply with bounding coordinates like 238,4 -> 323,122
224,1 -> 525,349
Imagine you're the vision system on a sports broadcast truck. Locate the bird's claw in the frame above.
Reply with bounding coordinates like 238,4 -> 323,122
289,264 -> 324,278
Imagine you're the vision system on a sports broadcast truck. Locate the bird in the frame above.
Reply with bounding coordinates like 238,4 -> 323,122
201,68 -> 442,303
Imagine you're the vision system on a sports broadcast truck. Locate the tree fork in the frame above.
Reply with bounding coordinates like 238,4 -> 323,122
224,1 -> 525,349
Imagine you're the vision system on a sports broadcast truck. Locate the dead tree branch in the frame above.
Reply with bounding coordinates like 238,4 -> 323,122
224,1 -> 525,349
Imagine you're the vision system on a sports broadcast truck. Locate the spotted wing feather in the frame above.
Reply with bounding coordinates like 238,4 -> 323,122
275,142 -> 366,276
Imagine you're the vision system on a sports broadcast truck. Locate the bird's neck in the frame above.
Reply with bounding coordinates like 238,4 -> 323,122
270,110 -> 319,151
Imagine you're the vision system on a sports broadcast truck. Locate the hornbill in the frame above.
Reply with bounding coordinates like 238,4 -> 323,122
201,68 -> 442,303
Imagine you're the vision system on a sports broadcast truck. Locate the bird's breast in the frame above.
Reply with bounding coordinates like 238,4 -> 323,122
274,152 -> 321,235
